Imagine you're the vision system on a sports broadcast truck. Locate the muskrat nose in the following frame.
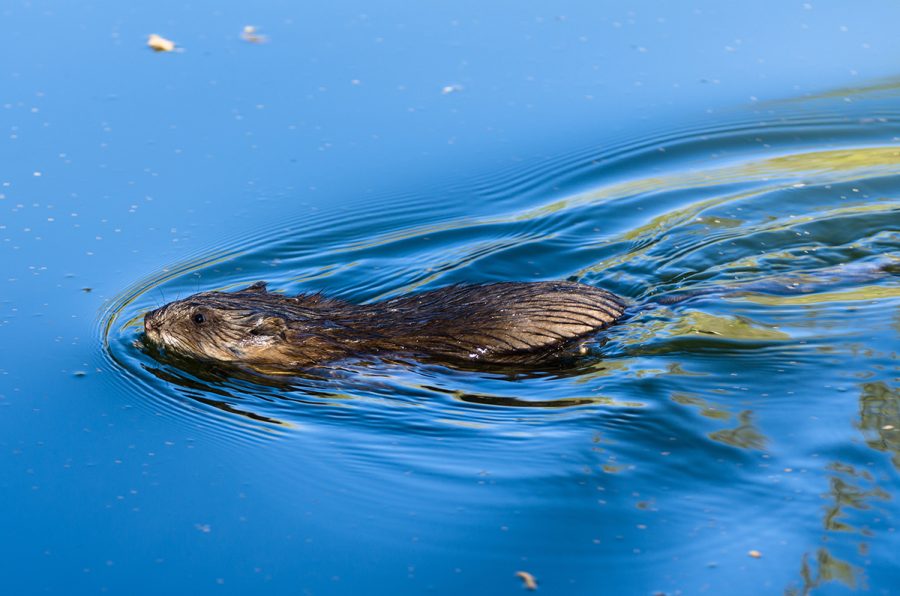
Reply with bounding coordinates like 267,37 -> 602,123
144,311 -> 159,334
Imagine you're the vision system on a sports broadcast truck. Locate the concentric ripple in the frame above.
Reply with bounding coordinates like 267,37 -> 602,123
101,93 -> 899,442
97,87 -> 900,590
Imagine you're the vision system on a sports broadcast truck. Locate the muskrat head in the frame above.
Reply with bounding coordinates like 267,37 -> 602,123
143,282 -> 289,364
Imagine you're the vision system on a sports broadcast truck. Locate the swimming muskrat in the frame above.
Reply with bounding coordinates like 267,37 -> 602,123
143,281 -> 627,371
142,258 -> 896,373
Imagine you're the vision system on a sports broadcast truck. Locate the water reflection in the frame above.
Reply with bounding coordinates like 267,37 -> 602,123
708,411 -> 767,450
857,382 -> 900,467
788,381 -> 900,593
790,548 -> 859,596
671,392 -> 731,420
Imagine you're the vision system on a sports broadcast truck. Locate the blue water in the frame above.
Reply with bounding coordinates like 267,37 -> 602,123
3,2 -> 900,594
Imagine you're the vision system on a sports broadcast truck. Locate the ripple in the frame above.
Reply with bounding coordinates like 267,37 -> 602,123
100,91 -> 900,464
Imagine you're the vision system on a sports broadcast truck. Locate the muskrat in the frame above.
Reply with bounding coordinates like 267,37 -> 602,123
142,259 -> 897,373
143,281 -> 627,372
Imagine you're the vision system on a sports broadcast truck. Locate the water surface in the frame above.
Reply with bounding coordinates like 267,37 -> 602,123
3,2 -> 900,595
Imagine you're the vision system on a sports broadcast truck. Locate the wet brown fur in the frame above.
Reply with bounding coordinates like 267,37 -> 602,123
144,281 -> 627,372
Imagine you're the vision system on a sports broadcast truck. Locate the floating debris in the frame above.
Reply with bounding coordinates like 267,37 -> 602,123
748,550 -> 762,559
441,83 -> 464,95
147,34 -> 176,53
516,571 -> 538,590
241,25 -> 268,44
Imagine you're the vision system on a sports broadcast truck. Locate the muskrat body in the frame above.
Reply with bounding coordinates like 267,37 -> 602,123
143,281 -> 627,372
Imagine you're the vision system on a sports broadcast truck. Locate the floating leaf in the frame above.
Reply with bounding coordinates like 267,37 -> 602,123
241,25 -> 268,44
147,34 -> 176,52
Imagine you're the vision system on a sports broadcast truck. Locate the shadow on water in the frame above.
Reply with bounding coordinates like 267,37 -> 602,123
98,84 -> 900,593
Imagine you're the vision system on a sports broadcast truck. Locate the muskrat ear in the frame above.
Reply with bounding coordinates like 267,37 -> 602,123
252,316 -> 286,338
242,281 -> 268,293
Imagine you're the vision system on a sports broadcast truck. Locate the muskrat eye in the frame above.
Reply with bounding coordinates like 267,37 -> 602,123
192,313 -> 205,325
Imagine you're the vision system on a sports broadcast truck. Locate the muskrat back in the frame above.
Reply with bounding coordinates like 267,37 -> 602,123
143,281 -> 627,372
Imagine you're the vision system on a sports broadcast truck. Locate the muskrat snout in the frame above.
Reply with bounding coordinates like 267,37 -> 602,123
144,309 -> 162,339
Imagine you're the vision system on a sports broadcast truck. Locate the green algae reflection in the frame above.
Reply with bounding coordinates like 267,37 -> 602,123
857,382 -> 900,469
